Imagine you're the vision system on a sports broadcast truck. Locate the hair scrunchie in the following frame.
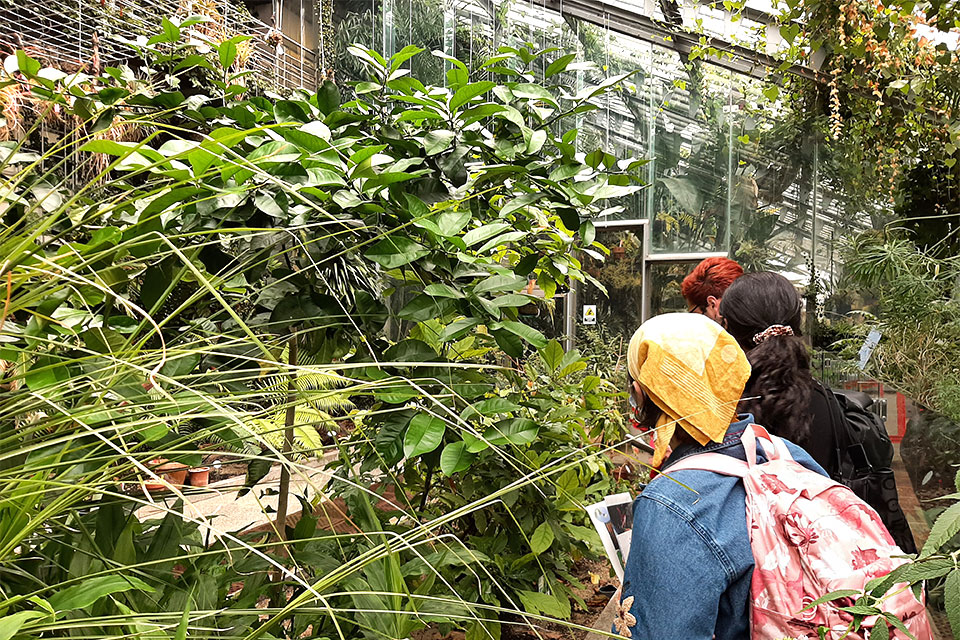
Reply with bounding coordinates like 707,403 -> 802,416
753,324 -> 794,345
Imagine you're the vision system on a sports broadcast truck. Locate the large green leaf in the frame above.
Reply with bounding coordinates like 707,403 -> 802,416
438,209 -> 471,237
218,39 -> 238,69
24,356 -> 70,390
500,192 -> 543,217
946,568 -> 960,639
463,223 -> 512,248
398,294 -> 456,322
483,418 -> 539,446
474,274 -> 527,295
545,53 -> 577,78
315,80 -> 341,114
492,328 -> 523,358
148,17 -> 180,44
0,611 -> 46,640
660,176 -> 703,215
530,522 -> 555,553
500,321 -> 548,348
80,140 -> 164,167
423,130 -> 455,155
490,294 -> 531,308
450,81 -> 496,111
511,83 -> 560,108
440,318 -> 480,342
365,236 -> 430,269
49,575 -> 155,612
383,339 -> 439,363
397,109 -> 445,123
403,413 -> 446,458
468,397 -> 521,416
440,441 -> 475,475
540,340 -> 564,373
423,284 -> 464,298
274,100 -> 310,123
921,500 -> 960,557
517,590 -> 566,617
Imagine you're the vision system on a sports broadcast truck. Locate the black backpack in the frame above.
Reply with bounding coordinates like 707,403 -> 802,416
816,384 -> 918,554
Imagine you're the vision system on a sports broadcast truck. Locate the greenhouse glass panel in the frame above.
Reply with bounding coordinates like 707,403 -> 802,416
726,80 -> 817,281
577,226 -> 645,345
646,262 -> 696,316
646,54 -> 735,254
332,0 -> 889,286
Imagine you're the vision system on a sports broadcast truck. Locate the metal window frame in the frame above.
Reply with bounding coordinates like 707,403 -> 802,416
564,218 -> 648,351
563,217 -> 737,349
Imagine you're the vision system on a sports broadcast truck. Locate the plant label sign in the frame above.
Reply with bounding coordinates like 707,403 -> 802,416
582,304 -> 597,325
857,329 -> 882,371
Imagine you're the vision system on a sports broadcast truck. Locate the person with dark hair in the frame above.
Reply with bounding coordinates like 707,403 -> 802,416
718,272 -> 830,467
681,257 -> 744,321
719,272 -> 918,553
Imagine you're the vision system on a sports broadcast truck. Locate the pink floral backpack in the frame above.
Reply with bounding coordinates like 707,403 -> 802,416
668,424 -> 932,640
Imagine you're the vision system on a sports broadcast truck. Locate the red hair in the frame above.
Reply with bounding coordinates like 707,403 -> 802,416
681,257 -> 744,309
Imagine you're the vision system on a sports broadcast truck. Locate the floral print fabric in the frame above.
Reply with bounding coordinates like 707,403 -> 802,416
667,424 -> 932,640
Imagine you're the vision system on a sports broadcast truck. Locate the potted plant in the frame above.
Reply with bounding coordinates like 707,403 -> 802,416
188,466 -> 211,487
144,458 -> 189,491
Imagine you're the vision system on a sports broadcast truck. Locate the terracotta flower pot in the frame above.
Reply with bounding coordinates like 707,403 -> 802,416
188,467 -> 211,487
145,459 -> 189,491
611,246 -> 626,260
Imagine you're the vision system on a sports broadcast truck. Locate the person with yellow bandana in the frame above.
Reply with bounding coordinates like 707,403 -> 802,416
613,313 -> 827,640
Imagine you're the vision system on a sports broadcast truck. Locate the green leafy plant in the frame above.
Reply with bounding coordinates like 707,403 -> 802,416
0,22 -> 643,640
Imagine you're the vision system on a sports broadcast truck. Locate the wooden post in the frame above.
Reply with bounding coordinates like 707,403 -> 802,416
275,331 -> 297,542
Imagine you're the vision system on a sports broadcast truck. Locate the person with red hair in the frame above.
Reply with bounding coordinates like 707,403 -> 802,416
680,257 -> 744,322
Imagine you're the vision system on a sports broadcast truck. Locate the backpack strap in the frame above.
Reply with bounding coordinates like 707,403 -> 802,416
665,424 -> 794,477
813,381 -> 852,482
667,451 -> 749,477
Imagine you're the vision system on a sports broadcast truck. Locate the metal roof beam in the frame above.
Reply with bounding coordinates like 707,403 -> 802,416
540,0 -> 827,85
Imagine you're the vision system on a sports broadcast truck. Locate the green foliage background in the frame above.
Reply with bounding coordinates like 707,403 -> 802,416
0,17 -> 648,639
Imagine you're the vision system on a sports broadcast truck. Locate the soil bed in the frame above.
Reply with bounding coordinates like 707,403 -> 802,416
500,558 -> 617,640
414,558 -> 617,640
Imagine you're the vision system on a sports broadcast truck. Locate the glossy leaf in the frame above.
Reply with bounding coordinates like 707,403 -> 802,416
530,522 -> 555,553
545,53 -> 577,78
450,81 -> 496,111
474,274 -> 527,294
365,236 -> 430,269
440,441 -> 475,475
484,418 -> 539,446
423,130 -> 456,155
49,575 -> 155,612
500,321 -> 548,348
404,413 -> 446,458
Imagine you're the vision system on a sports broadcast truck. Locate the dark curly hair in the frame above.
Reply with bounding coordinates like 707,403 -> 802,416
718,272 -> 812,446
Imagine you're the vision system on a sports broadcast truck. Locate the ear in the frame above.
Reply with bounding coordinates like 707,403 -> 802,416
632,380 -> 644,398
706,295 -> 720,312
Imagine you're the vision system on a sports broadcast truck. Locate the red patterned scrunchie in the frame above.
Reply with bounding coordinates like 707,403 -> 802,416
752,324 -> 794,345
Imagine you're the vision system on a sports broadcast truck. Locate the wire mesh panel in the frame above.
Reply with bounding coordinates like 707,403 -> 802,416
0,0 -> 317,91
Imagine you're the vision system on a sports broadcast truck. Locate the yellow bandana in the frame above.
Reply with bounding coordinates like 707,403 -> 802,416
627,313 -> 751,467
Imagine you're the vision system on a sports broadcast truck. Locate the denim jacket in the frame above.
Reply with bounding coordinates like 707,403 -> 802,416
615,415 -> 827,640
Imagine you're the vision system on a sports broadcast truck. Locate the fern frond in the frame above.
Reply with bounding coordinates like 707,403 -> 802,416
242,407 -> 338,453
